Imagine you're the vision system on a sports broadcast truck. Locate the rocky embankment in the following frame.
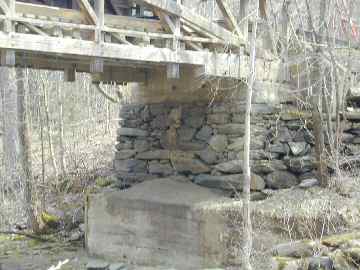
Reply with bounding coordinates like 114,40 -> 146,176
271,232 -> 360,269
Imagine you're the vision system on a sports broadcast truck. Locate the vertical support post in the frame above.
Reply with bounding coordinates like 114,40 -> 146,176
239,0 -> 249,45
167,0 -> 181,79
1,0 -> 15,67
91,0 -> 104,74
281,0 -> 290,81
64,66 -> 76,82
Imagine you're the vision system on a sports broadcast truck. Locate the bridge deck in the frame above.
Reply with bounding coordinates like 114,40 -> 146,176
0,0 -> 249,83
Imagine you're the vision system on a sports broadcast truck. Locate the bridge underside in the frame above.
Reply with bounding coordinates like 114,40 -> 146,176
0,0 -> 249,84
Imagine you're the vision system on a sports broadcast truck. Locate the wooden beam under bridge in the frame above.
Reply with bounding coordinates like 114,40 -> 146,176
0,32 -> 245,79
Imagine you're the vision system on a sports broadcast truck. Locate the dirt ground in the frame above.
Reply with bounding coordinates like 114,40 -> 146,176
0,236 -> 88,270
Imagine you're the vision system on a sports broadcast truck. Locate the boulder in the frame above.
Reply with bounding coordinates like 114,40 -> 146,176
115,150 -> 137,160
285,156 -> 316,174
178,141 -> 206,151
116,173 -> 157,184
117,128 -> 147,137
115,141 -> 133,151
214,160 -> 243,174
210,104 -> 227,113
194,173 -> 265,191
133,139 -> 150,152
298,178 -> 319,189
86,259 -> 109,270
286,120 -> 304,130
308,256 -> 333,270
266,171 -> 299,189
183,114 -> 205,128
271,127 -> 292,143
114,159 -> 147,173
353,136 -> 360,144
227,136 -> 264,151
292,129 -> 310,143
347,128 -> 360,136
288,142 -> 310,156
149,103 -> 169,116
207,113 -> 230,124
136,150 -> 170,160
197,148 -> 221,165
252,160 -> 287,174
122,119 -> 142,128
209,135 -> 228,152
342,133 -> 355,144
151,114 -> 169,130
109,263 -> 127,270
231,114 -> 245,123
170,151 -> 210,174
237,150 -> 280,160
177,128 -> 196,141
148,161 -> 173,176
272,240 -> 318,258
195,125 -> 213,141
216,124 -> 244,135
268,143 -> 288,155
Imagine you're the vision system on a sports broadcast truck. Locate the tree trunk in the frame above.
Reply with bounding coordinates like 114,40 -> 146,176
241,1 -> 259,269
57,82 -> 67,176
16,68 -> 40,232
41,79 -> 59,179
40,95 -> 46,214
0,67 -> 21,193
314,0 -> 328,187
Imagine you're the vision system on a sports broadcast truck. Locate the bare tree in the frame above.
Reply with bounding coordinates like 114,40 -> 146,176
17,68 -> 39,232
0,66 -> 21,193
40,73 -> 59,180
57,81 -> 67,176
242,1 -> 259,269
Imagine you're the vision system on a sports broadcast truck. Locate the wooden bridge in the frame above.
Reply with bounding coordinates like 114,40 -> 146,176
0,0 -> 251,84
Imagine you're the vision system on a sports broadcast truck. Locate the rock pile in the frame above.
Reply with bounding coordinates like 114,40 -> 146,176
114,102 -> 360,193
271,232 -> 360,270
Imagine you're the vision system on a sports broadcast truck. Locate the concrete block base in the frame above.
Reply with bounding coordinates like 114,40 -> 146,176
85,177 -> 237,269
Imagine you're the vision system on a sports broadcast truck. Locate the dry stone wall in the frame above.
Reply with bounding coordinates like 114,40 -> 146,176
114,101 -> 360,194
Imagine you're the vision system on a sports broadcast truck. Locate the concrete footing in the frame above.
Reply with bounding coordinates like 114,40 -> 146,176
86,177 -> 239,269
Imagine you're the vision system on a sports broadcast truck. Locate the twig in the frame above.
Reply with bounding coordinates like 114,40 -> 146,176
0,231 -> 50,242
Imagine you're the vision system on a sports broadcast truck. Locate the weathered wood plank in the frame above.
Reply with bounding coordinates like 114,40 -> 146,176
76,0 -> 98,25
0,1 -> 9,14
16,2 -> 164,33
91,0 -> 105,73
215,0 -> 241,36
137,0 -> 243,46
16,2 -> 86,23
21,22 -> 49,36
0,32 -> 244,78
92,67 -> 147,83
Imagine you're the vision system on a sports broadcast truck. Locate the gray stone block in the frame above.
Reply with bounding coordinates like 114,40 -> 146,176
86,178 -> 236,269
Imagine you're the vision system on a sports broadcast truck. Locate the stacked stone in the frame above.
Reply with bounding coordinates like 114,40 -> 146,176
270,232 -> 360,270
114,102 -> 360,193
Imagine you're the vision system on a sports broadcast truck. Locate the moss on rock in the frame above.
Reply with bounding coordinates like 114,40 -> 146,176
95,177 -> 114,187
41,212 -> 60,228
322,232 -> 360,247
